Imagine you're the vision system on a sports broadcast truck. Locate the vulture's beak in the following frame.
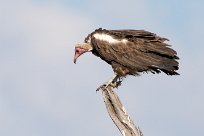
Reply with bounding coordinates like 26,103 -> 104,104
74,47 -> 87,64
74,43 -> 93,64
74,51 -> 80,64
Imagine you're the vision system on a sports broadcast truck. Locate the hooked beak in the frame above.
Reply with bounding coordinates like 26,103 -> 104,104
74,51 -> 80,64
74,43 -> 93,64
73,47 -> 88,64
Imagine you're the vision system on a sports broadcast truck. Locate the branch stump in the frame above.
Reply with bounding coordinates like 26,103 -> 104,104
100,86 -> 143,136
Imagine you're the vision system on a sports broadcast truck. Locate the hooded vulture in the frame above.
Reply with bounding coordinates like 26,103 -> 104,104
74,28 -> 179,88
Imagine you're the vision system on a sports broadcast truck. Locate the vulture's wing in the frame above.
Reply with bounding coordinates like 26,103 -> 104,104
91,29 -> 179,75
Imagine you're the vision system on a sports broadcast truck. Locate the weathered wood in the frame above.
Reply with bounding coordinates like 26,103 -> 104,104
101,86 -> 143,136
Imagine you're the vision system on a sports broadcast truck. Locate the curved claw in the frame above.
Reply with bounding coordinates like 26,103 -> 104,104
96,84 -> 106,92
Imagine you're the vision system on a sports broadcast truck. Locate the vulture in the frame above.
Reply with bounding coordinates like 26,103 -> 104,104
74,28 -> 179,88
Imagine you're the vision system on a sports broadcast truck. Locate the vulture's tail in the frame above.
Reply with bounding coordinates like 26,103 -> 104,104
149,55 -> 179,75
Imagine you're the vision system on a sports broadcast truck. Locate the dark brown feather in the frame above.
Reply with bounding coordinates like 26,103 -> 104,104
87,28 -> 179,76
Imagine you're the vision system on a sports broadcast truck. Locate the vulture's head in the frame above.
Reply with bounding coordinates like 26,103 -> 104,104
74,43 -> 93,63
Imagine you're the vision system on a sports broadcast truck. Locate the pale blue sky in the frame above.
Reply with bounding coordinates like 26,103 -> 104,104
0,0 -> 204,136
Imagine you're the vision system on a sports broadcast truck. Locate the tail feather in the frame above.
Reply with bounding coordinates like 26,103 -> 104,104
149,59 -> 179,75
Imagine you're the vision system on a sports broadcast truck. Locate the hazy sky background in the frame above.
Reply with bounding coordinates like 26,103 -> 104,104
0,0 -> 204,136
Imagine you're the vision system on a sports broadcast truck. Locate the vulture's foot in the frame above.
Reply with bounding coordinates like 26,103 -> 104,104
96,75 -> 122,91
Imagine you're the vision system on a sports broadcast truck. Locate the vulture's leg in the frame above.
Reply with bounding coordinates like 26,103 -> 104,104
106,74 -> 118,86
96,74 -> 122,91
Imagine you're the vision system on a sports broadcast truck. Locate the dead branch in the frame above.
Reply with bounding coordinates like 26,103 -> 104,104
100,86 -> 143,136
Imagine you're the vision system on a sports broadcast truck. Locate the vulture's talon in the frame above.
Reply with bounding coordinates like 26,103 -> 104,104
96,84 -> 106,92
96,78 -> 122,92
115,80 -> 122,88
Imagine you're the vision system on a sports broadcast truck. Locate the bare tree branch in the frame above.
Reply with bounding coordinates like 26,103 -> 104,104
100,86 -> 143,136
